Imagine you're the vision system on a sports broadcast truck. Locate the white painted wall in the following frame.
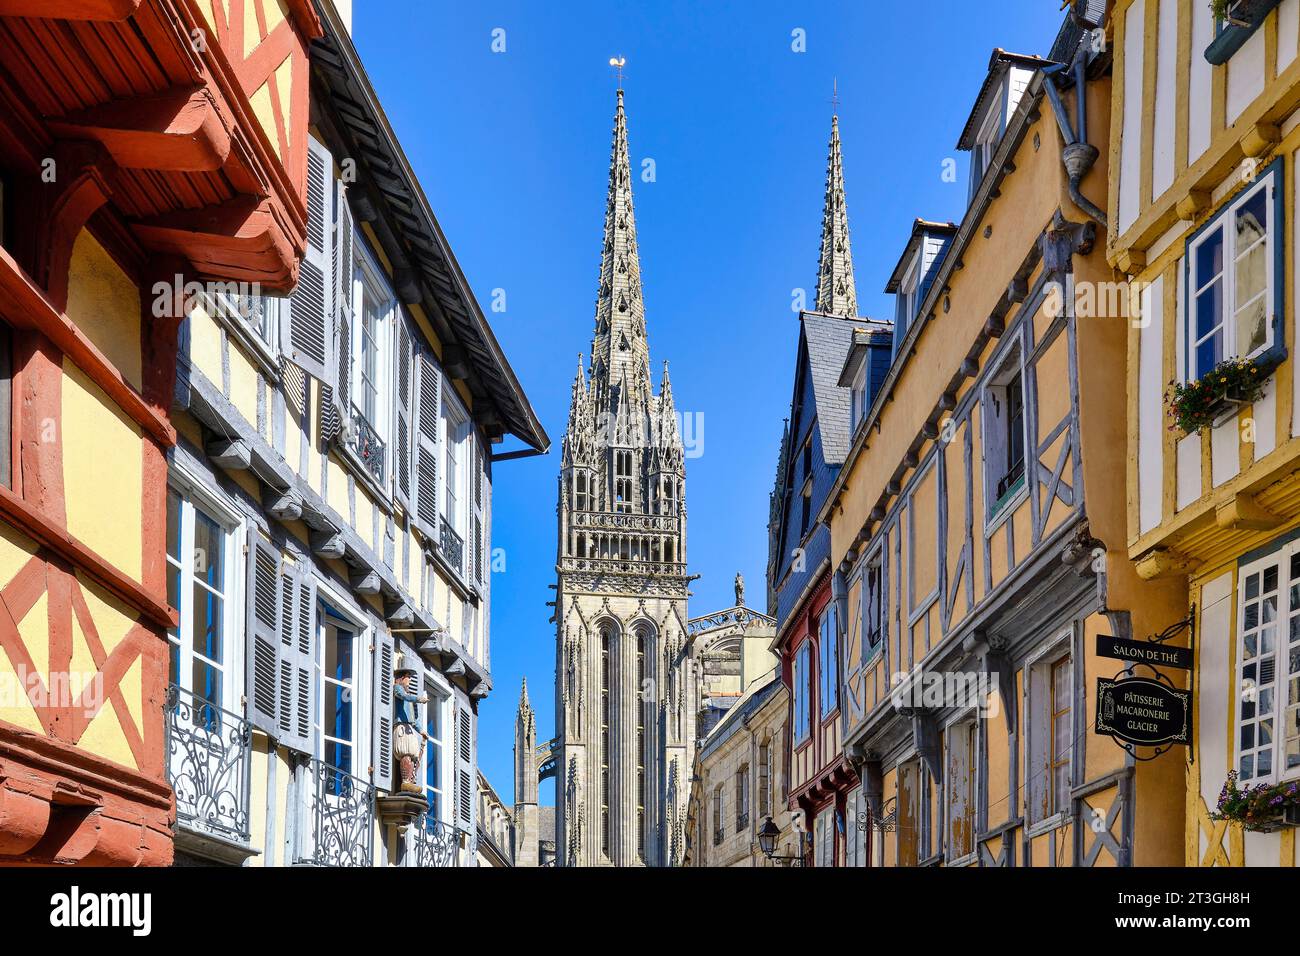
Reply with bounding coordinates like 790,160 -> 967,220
1280,0 -> 1299,71
1152,0 -> 1178,200
1177,432 -> 1201,509
1119,0 -> 1146,233
1227,27 -> 1267,124
1211,415 -> 1240,487
1189,2 -> 1214,167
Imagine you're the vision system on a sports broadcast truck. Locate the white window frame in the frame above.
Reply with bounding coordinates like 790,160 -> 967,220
166,469 -> 243,718
1025,629 -> 1076,832
441,389 -> 470,538
1185,167 -> 1277,382
850,361 -> 868,433
1235,544 -> 1300,787
313,587 -> 370,783
351,243 -> 394,460
981,341 -> 1029,529
422,665 -> 453,824
969,100 -> 1002,200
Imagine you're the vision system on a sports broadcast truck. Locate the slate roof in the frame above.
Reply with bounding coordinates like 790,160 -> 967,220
801,311 -> 862,465
539,806 -> 556,845
697,672 -> 783,762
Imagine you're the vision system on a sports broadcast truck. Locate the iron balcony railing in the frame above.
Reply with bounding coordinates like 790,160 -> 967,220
410,814 -> 466,868
736,811 -> 749,832
165,683 -> 253,847
301,757 -> 376,867
348,406 -> 386,483
713,826 -> 724,846
439,515 -> 464,574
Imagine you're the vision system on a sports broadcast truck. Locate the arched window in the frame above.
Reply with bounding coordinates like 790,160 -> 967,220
600,624 -> 612,859
636,629 -> 646,861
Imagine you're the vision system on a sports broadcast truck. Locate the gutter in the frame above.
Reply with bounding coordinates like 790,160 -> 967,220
814,70 -> 1050,530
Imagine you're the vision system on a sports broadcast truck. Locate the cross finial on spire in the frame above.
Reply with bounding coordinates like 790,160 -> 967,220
830,77 -> 840,115
815,107 -> 858,317
609,55 -> 626,92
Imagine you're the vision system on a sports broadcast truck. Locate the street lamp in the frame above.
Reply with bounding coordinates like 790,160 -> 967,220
757,815 -> 804,866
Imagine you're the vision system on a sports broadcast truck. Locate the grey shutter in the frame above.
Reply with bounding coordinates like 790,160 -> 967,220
394,317 -> 414,510
284,136 -> 334,383
245,529 -> 280,736
414,347 -> 441,537
372,629 -> 395,791
456,702 -> 473,828
277,563 -> 316,755
323,179 -> 354,444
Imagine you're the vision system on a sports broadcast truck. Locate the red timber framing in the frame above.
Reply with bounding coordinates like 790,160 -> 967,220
779,573 -> 858,865
0,0 -> 317,864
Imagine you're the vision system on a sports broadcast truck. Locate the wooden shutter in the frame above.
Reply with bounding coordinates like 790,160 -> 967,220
245,529 -> 280,736
372,629 -> 395,791
284,136 -> 334,384
323,179 -> 355,444
414,347 -> 441,537
394,316 -> 414,510
278,562 -> 316,754
456,702 -> 473,828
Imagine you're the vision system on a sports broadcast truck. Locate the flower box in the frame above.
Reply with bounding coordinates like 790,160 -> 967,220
1206,1 -> 1284,65
1165,358 -> 1269,434
1212,771 -> 1300,832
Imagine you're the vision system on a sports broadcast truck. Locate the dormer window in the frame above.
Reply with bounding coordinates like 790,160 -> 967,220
895,255 -> 920,343
969,104 -> 1002,201
850,362 -> 868,433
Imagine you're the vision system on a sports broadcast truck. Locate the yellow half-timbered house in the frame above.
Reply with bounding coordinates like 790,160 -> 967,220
1113,0 -> 1300,866
821,3 -> 1186,868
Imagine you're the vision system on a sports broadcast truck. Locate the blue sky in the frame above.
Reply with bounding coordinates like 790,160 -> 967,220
355,0 -> 1066,804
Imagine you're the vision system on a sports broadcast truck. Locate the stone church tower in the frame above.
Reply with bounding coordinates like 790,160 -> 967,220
543,88 -> 692,867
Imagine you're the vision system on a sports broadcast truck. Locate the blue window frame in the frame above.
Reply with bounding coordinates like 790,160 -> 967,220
1184,159 -> 1285,381
793,641 -> 812,743
819,604 -> 839,718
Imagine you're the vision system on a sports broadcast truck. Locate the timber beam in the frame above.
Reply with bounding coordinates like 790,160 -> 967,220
48,86 -> 231,173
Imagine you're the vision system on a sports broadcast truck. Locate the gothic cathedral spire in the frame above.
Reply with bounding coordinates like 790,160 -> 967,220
589,89 -> 652,407
815,114 -> 858,318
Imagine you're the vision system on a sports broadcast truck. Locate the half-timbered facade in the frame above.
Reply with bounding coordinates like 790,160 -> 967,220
1113,0 -> 1300,866
766,114 -> 889,866
161,0 -> 547,867
0,0 -> 319,866
823,4 -> 1186,868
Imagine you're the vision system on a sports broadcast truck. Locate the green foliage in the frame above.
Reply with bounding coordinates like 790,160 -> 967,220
1213,771 -> 1300,831
1164,357 -> 1267,434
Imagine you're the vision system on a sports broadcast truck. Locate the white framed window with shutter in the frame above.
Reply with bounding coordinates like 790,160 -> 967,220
1235,544 -> 1300,787
422,667 -> 453,824
166,474 -> 243,722
349,242 -> 394,463
284,134 -> 335,385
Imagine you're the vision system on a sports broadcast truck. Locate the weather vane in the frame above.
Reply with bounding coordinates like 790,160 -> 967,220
609,55 -> 626,91
830,77 -> 840,114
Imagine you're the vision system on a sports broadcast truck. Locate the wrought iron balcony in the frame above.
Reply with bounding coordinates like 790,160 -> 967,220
736,812 -> 749,832
348,407 -> 386,483
300,757 -> 376,867
410,814 -> 465,867
439,516 -> 464,574
713,826 -> 724,846
165,684 -> 253,847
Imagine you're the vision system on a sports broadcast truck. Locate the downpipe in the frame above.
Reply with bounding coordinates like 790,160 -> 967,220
1042,35 -> 1107,229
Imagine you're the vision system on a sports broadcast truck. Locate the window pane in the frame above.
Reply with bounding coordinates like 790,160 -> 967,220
192,508 -> 224,591
1234,293 -> 1268,357
1235,188 -> 1268,251
166,489 -> 181,560
190,581 -> 222,663
1196,228 -> 1223,288
325,681 -> 352,744
326,625 -> 353,682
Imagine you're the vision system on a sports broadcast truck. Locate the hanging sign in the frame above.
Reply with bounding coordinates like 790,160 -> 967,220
1094,676 -> 1191,748
1096,634 -> 1193,670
